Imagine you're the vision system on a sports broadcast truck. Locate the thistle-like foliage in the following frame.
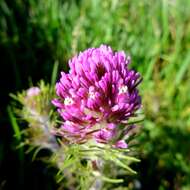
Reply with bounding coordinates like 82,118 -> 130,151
52,45 -> 142,147
10,82 -> 58,151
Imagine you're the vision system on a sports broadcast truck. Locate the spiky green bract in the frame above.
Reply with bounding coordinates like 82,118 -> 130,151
51,141 -> 139,190
10,81 -> 58,152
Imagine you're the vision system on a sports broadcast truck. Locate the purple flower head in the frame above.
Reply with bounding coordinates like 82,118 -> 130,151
52,45 -> 141,147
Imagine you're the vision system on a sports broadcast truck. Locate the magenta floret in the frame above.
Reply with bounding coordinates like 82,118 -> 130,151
52,45 -> 141,147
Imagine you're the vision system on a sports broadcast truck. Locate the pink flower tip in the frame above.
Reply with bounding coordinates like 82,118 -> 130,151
114,140 -> 128,149
27,87 -> 41,97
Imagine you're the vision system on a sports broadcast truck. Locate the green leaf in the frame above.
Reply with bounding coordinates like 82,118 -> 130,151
175,53 -> 190,85
51,60 -> 59,86
93,172 -> 123,183
7,106 -> 21,141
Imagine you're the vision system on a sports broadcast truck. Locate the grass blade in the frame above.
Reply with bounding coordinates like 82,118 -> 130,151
7,106 -> 21,141
175,53 -> 190,85
51,60 -> 59,86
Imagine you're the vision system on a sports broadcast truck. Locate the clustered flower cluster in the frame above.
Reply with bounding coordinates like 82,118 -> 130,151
52,45 -> 141,148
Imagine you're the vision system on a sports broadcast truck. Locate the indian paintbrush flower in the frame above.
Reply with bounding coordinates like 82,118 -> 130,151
52,45 -> 141,147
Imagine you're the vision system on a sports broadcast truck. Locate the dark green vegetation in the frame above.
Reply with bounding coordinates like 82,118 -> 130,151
1,0 -> 190,189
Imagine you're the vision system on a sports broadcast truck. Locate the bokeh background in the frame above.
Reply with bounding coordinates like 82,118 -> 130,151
0,0 -> 190,189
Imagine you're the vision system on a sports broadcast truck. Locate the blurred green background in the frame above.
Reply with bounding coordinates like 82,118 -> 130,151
0,0 -> 190,189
